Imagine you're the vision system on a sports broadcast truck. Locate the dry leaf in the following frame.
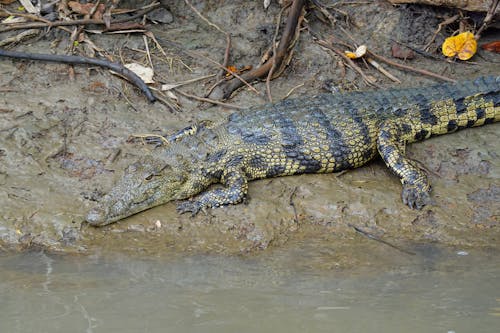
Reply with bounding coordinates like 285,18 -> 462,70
481,41 -> 500,53
442,31 -> 477,60
0,0 -> 17,5
345,45 -> 367,59
124,63 -> 154,84
1,16 -> 27,24
391,43 -> 415,59
68,1 -> 105,19
19,0 -> 38,14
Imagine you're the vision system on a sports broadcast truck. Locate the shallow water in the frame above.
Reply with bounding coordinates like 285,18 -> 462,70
1,243 -> 499,333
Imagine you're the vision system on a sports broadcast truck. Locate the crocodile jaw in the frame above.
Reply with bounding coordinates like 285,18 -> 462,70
86,189 -> 172,226
86,155 -> 189,226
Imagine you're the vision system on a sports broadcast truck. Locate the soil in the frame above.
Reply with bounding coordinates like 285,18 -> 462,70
0,0 -> 499,265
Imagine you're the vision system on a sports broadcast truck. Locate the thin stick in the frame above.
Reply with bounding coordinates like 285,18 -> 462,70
316,39 -> 378,87
266,4 -> 287,103
184,0 -> 226,34
161,74 -> 215,91
143,34 -> 154,72
218,33 -> 231,80
214,0 -> 305,100
184,0 -> 232,86
284,82 -> 304,99
0,3 -> 160,32
424,14 -> 459,51
174,88 -> 244,109
153,36 -> 260,95
366,57 -> 401,83
348,224 -> 416,255
367,50 -> 456,83
475,0 -> 499,39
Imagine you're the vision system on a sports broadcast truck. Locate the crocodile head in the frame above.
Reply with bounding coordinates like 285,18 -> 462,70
86,154 -> 192,226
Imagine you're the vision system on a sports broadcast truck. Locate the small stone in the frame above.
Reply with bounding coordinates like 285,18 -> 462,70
456,250 -> 468,256
148,8 -> 173,24
127,224 -> 145,232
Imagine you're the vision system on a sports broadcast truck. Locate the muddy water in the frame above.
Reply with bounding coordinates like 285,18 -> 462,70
1,242 -> 499,333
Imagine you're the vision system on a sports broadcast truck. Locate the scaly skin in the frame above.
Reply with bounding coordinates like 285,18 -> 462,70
86,76 -> 499,226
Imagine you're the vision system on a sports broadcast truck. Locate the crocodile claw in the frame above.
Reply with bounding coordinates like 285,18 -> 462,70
401,184 -> 431,210
176,200 -> 203,216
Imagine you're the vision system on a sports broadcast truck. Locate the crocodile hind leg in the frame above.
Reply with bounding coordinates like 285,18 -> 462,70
377,121 -> 431,209
177,168 -> 248,215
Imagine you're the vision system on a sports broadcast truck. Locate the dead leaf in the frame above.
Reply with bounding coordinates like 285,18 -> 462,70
224,65 -> 252,78
68,1 -> 105,19
481,41 -> 500,53
442,31 -> 477,60
391,43 -> 415,59
124,63 -> 154,84
19,0 -> 38,14
345,45 -> 367,59
1,16 -> 27,24
0,0 -> 17,5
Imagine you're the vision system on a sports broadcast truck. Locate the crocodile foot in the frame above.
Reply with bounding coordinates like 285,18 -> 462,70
401,184 -> 431,210
176,200 -> 203,216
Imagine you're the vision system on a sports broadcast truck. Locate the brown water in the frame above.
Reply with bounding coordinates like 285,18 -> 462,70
1,243 -> 499,333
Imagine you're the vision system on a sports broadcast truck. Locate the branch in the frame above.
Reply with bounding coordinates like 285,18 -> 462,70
0,49 -> 156,102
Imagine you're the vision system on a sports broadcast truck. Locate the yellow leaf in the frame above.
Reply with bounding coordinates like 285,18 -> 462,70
442,32 -> 477,60
345,52 -> 357,59
345,45 -> 367,59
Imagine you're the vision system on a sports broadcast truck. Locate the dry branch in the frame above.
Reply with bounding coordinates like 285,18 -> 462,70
210,0 -> 306,100
0,49 -> 156,102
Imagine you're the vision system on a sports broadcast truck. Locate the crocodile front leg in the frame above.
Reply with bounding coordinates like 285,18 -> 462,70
177,168 -> 248,215
377,121 -> 431,209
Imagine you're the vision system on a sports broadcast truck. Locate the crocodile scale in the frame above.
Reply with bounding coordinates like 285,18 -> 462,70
86,76 -> 499,225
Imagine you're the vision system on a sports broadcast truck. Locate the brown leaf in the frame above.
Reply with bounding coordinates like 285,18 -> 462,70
481,41 -> 500,53
68,1 -> 105,19
391,44 -> 415,59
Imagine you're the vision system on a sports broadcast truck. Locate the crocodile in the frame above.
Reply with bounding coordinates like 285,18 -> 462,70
86,76 -> 499,226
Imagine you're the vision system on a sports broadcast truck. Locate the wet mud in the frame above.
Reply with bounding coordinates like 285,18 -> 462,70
0,0 -> 499,261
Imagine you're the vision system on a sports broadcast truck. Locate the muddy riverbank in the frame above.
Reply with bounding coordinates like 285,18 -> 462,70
0,0 -> 498,260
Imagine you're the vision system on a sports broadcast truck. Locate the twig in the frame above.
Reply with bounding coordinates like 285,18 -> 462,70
184,0 -> 226,34
424,14 -> 459,51
219,33 -> 231,80
184,0 -> 232,87
173,88 -> 244,109
348,224 -> 416,255
143,34 -> 154,72
213,0 -> 306,100
366,57 -> 401,83
283,82 -> 304,99
161,74 -> 215,90
0,29 -> 40,47
152,35 -> 260,96
475,0 -> 499,39
266,4 -> 288,103
367,50 -> 456,83
0,49 -> 156,102
315,38 -> 378,87
390,38 -> 442,60
0,3 -> 160,33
